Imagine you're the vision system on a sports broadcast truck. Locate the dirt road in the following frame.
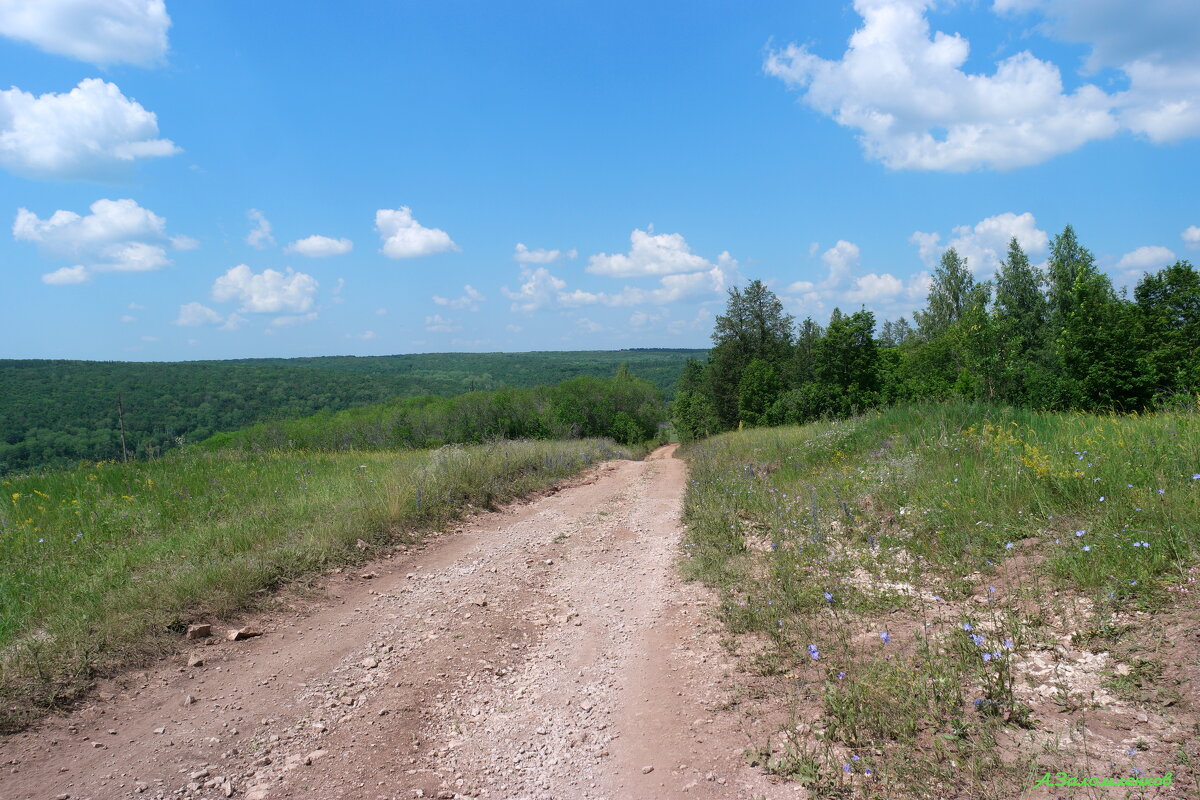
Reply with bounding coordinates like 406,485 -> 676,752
2,446 -> 793,800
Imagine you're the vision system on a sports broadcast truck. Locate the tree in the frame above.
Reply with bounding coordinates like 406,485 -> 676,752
813,308 -> 880,413
1135,260 -> 1200,398
737,359 -> 782,427
879,316 -> 914,347
1047,225 -> 1095,323
792,317 -> 824,385
707,281 -> 795,428
993,237 -> 1050,404
1058,272 -> 1149,409
915,247 -> 975,341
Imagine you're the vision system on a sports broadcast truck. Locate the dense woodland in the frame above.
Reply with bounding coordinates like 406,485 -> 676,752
672,225 -> 1200,440
202,371 -> 666,452
0,349 -> 701,473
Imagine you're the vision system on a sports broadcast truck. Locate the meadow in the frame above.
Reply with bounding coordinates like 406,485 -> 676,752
0,437 -> 631,732
681,401 -> 1200,798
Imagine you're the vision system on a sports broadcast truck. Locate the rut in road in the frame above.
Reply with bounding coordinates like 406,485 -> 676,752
2,446 -> 794,800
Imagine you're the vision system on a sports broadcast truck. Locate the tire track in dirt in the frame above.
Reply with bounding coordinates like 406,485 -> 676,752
2,446 -> 793,800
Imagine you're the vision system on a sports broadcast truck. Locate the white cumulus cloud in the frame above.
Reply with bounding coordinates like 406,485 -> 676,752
245,209 -> 274,249
175,302 -> 223,327
376,207 -> 459,259
996,0 -> 1200,143
15,197 -> 188,282
433,284 -> 485,311
424,313 -> 461,333
0,0 -> 170,67
1182,225 -> 1200,248
586,227 -> 712,277
0,79 -> 178,179
765,0 -> 1130,171
514,243 -> 577,263
285,235 -> 352,257
910,212 -> 1048,276
502,266 -> 569,312
1117,245 -> 1176,271
41,265 -> 87,284
212,264 -> 318,314
786,240 -> 861,293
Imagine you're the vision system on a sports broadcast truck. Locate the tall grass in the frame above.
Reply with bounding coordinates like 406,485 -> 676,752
0,438 -> 629,731
681,401 -> 1200,797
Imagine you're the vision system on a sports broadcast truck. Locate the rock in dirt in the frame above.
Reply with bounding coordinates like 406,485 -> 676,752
185,624 -> 211,640
226,627 -> 262,641
642,765 -> 655,774
188,654 -> 204,668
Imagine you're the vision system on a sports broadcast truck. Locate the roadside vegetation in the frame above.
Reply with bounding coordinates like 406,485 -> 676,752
201,373 -> 666,452
672,227 -> 1199,441
681,402 -> 1200,798
0,437 -> 632,732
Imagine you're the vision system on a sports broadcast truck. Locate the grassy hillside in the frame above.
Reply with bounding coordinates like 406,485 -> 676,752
0,437 -> 632,732
0,349 -> 704,473
681,402 -> 1200,797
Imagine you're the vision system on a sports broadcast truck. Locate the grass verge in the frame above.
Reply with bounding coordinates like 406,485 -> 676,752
681,401 -> 1200,799
0,438 -> 630,732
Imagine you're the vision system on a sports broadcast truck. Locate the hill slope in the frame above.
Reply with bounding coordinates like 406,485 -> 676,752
0,349 -> 705,473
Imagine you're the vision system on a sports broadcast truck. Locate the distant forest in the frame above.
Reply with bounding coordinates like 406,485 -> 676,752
0,349 -> 704,473
673,226 -> 1200,439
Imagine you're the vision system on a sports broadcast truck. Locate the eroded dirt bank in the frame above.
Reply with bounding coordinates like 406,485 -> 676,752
2,446 -> 794,800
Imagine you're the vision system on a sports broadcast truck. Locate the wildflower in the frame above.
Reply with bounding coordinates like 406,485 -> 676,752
1130,580 -> 1137,586
962,622 -> 973,632
880,632 -> 891,643
992,651 -> 1002,660
1082,545 -> 1091,552
824,592 -> 833,602
971,633 -> 985,647
983,652 -> 992,662
851,754 -> 860,761
1192,474 -> 1199,480
837,670 -> 845,680
38,537 -> 44,543
988,586 -> 995,593
1005,541 -> 1013,550
1004,639 -> 1013,650
843,763 -> 851,773
1158,489 -> 1165,494
1075,530 -> 1085,537
1099,496 -> 1105,502
807,644 -> 819,660
865,768 -> 873,776
10,493 -> 18,500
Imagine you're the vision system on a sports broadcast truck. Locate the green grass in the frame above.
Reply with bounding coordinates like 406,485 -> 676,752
0,437 -> 630,732
680,401 -> 1200,798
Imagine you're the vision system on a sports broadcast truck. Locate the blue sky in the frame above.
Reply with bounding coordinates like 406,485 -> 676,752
2,0 -> 1198,360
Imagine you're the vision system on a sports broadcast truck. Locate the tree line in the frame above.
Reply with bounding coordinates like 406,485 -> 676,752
200,372 -> 666,453
0,350 -> 700,474
672,225 -> 1200,440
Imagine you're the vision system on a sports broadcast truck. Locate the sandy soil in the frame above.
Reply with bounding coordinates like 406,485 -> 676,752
1,446 -> 796,800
